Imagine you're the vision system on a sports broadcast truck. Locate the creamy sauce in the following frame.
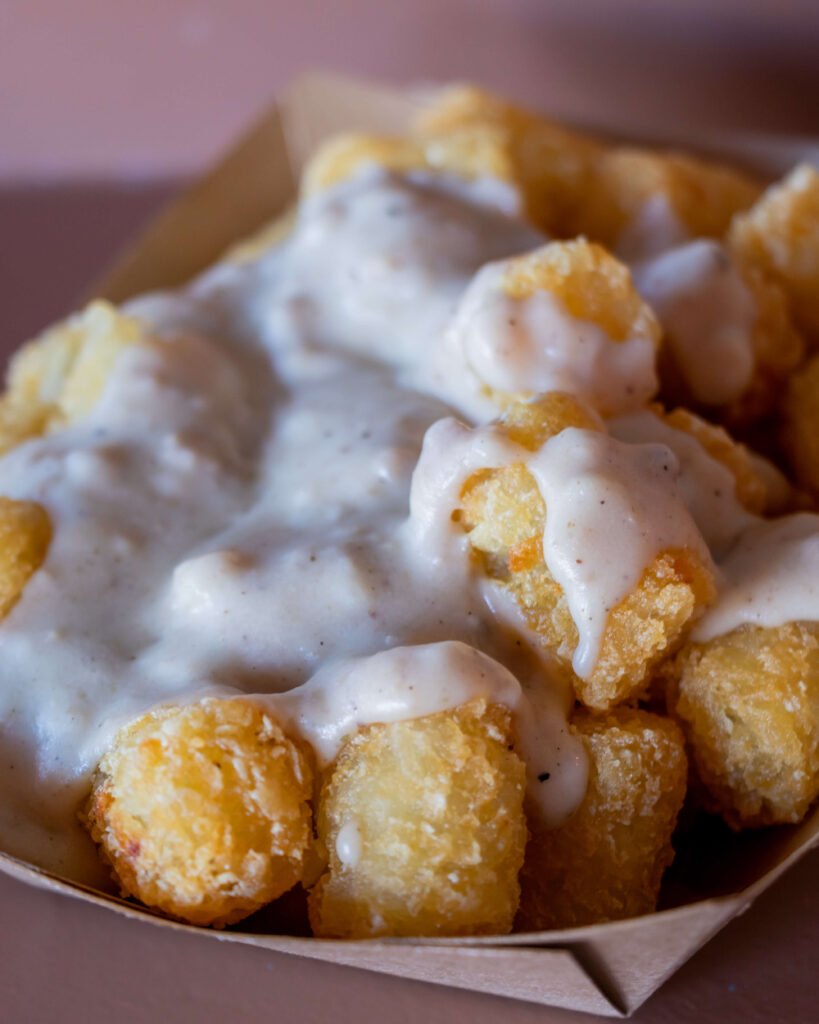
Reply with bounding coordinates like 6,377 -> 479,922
609,409 -> 757,557
265,640 -> 587,829
0,168 -> 582,883
426,258 -> 658,419
633,241 -> 756,406
616,193 -> 689,261
695,514 -> 819,642
409,417 -> 712,678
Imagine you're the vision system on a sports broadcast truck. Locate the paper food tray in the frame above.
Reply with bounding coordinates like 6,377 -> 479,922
2,71 -> 818,1018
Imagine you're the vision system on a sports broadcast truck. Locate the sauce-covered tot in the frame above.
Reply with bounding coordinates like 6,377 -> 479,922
430,240 -> 660,420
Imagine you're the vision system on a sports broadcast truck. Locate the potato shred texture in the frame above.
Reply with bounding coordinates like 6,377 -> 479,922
459,394 -> 715,710
0,300 -> 141,455
0,498 -> 52,619
308,700 -> 527,939
668,623 -> 819,829
84,699 -> 314,927
518,708 -> 687,930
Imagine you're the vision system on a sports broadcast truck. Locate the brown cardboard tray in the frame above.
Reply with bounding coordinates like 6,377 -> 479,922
2,72 -> 818,1017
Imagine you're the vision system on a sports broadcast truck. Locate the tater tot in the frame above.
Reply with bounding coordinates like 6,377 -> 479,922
301,134 -> 428,195
459,395 -> 715,710
668,623 -> 819,829
0,301 -> 141,454
660,406 -> 771,514
308,699 -> 527,938
726,263 -> 805,426
413,84 -> 603,235
84,698 -> 314,927
729,164 -> 819,341
0,497 -> 52,618
502,239 -> 661,354
445,240 -> 661,418
640,240 -> 804,426
517,708 -> 687,930
782,354 -> 819,498
578,148 -> 761,259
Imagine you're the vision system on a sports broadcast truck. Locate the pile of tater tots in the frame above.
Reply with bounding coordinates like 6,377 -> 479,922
2,85 -> 819,938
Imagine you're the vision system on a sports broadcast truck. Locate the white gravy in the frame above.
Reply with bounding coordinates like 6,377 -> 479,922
0,169 -> 582,883
694,514 -> 819,642
609,409 -> 757,557
633,240 -> 757,406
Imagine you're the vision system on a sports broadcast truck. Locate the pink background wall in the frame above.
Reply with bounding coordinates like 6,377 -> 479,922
3,0 -> 819,180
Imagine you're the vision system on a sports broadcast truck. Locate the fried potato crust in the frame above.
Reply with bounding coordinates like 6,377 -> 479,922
578,148 -> 760,257
501,239 -> 661,349
781,354 -> 819,499
308,699 -> 527,938
302,134 -> 428,195
460,396 -> 715,710
84,698 -> 314,927
655,256 -> 804,428
0,497 -> 52,618
412,84 -> 603,235
730,164 -> 819,341
660,406 -> 771,514
517,708 -> 687,930
0,301 -> 140,454
668,623 -> 819,828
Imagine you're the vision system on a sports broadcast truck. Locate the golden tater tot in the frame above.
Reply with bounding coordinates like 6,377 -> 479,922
644,241 -> 804,427
668,623 -> 819,829
0,301 -> 140,454
726,264 -> 805,426
84,698 -> 314,927
502,239 -> 661,350
413,84 -> 603,235
661,407 -> 770,514
447,241 -> 660,418
782,354 -> 819,498
517,708 -> 687,930
459,395 -> 715,710
0,497 -> 52,619
308,699 -> 527,938
578,148 -> 761,259
301,134 -> 427,195
730,164 -> 819,340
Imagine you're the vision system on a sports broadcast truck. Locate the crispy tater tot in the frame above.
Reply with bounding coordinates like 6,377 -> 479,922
517,708 -> 687,930
301,134 -> 428,195
308,699 -> 527,938
0,301 -> 140,454
413,84 -> 603,235
726,263 -> 805,425
729,164 -> 819,340
641,241 -> 804,426
445,240 -> 661,418
0,498 -> 52,619
661,407 -> 771,514
502,239 -> 661,351
84,698 -> 314,927
459,395 -> 715,710
668,623 -> 819,829
782,354 -> 819,498
578,148 -> 761,259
